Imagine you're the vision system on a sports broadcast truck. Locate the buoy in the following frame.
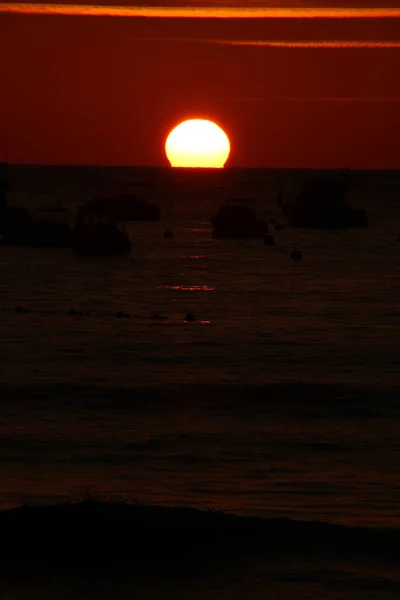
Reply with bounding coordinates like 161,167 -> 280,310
290,249 -> 302,260
184,312 -> 195,322
15,305 -> 31,313
164,230 -> 175,239
264,233 -> 275,246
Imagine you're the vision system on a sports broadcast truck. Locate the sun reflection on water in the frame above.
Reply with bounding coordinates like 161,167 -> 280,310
158,285 -> 215,291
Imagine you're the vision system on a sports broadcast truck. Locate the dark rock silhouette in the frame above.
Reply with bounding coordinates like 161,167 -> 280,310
185,312 -> 196,322
0,163 -> 72,247
163,229 -> 175,238
0,166 -> 129,253
0,161 -> 9,197
211,199 -> 268,238
0,162 -> 32,236
0,204 -> 32,236
1,218 -> 73,247
277,177 -> 368,228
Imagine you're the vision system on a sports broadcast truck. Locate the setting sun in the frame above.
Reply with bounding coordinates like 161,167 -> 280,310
165,119 -> 230,168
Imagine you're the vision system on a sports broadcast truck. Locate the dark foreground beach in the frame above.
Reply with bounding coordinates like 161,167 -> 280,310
1,499 -> 400,600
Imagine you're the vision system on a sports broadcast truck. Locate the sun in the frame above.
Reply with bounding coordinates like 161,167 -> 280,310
165,119 -> 230,168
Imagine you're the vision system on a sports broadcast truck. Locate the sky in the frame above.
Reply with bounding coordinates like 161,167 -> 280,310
1,1 -> 400,168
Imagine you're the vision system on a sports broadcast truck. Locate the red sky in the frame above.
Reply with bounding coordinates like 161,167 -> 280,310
1,2 -> 400,168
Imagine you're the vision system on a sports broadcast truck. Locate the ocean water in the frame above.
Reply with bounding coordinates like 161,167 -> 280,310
1,165 -> 400,598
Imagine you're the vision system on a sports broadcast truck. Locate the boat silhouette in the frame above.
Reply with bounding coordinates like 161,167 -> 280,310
73,211 -> 131,256
79,183 -> 160,222
211,199 -> 268,238
277,177 -> 368,228
36,196 -> 67,216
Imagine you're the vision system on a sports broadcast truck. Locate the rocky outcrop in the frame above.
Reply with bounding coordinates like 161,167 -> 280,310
277,177 -> 368,228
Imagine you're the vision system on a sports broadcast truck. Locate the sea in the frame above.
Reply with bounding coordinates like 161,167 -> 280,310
0,164 -> 399,599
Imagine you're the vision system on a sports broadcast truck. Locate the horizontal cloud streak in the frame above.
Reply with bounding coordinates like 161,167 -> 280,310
225,96 -> 400,102
215,40 -> 400,48
120,36 -> 400,48
2,3 -> 400,18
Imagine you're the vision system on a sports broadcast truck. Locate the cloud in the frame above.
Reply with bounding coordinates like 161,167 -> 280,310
2,3 -> 400,18
212,39 -> 400,47
115,35 -> 400,48
224,96 -> 400,102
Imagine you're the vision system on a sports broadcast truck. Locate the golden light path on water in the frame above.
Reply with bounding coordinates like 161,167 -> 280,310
1,3 -> 400,18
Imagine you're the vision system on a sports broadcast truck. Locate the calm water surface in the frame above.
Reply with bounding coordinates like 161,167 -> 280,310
2,166 -> 399,387
0,170 -> 399,509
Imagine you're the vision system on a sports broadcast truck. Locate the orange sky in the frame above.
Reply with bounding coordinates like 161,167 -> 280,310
1,2 -> 400,168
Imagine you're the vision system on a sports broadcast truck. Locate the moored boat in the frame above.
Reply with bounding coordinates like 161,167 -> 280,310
73,212 -> 131,256
79,183 -> 160,222
211,199 -> 268,238
277,177 -> 368,228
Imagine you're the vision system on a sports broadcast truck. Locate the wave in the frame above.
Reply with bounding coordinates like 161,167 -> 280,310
1,499 -> 399,575
1,381 -> 399,417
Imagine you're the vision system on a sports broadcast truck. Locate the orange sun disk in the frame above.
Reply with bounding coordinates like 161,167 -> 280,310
165,119 -> 230,168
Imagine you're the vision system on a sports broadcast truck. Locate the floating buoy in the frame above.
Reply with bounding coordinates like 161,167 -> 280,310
68,309 -> 85,316
290,249 -> 302,260
15,305 -> 31,313
164,230 -> 175,239
264,233 -> 275,246
115,311 -> 130,319
184,312 -> 196,322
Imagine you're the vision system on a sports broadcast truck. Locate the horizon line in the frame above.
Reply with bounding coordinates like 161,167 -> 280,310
5,163 -> 400,172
